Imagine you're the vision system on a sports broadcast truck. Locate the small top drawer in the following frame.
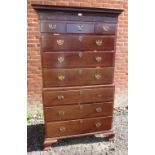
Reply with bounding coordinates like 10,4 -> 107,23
40,22 -> 66,33
95,23 -> 116,35
67,23 -> 94,34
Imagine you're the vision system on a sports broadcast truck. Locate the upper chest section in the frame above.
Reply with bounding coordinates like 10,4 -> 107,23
38,10 -> 118,35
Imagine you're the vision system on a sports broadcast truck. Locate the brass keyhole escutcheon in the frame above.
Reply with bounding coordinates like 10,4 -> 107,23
95,74 -> 102,80
79,104 -> 84,109
58,56 -> 64,64
102,25 -> 109,32
95,122 -> 102,128
58,75 -> 65,81
96,56 -> 102,62
78,69 -> 82,75
49,24 -> 56,30
79,119 -> 83,124
79,90 -> 83,95
96,40 -> 103,46
57,39 -> 64,46
78,52 -> 83,58
78,36 -> 83,42
77,24 -> 84,31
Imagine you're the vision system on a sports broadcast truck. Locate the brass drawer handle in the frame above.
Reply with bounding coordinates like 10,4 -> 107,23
78,69 -> 82,75
95,122 -> 102,128
96,107 -> 102,113
57,39 -> 64,46
77,24 -> 84,31
78,36 -> 83,42
102,25 -> 109,32
79,104 -> 84,109
57,95 -> 64,100
79,119 -> 83,124
96,56 -> 102,62
58,111 -> 65,116
58,75 -> 65,81
58,56 -> 64,63
96,40 -> 103,46
95,74 -> 102,80
79,90 -> 83,95
49,24 -> 56,30
59,127 -> 66,132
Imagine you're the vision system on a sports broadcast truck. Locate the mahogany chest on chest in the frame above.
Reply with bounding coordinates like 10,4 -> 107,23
33,5 -> 122,149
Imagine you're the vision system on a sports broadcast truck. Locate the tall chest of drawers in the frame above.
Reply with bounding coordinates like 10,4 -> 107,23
33,5 -> 122,149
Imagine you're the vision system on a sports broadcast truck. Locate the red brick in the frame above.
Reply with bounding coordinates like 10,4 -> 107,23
69,2 -> 80,6
43,1 -> 56,5
56,2 -> 69,6
80,2 -> 92,7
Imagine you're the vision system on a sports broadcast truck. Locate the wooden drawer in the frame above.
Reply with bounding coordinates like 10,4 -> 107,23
41,34 -> 115,51
42,51 -> 114,68
43,67 -> 114,87
40,22 -> 66,33
45,102 -> 113,122
67,23 -> 94,33
46,116 -> 112,138
95,23 -> 116,35
43,85 -> 114,106
39,13 -> 118,23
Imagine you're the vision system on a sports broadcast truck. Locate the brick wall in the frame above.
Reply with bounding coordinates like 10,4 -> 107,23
27,0 -> 128,107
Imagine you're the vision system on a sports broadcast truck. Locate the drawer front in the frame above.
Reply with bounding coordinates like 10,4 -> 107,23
95,23 -> 116,34
46,116 -> 112,138
67,23 -> 94,33
39,13 -> 117,23
45,102 -> 113,122
43,86 -> 114,106
40,22 -> 66,33
42,52 -> 114,68
43,67 -> 114,87
41,34 -> 115,51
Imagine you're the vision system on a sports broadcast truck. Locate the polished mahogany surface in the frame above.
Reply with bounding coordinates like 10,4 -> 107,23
45,102 -> 113,121
46,116 -> 112,138
43,67 -> 114,87
32,4 -> 122,148
42,51 -> 114,68
41,34 -> 115,51
43,85 -> 114,106
41,21 -> 116,34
